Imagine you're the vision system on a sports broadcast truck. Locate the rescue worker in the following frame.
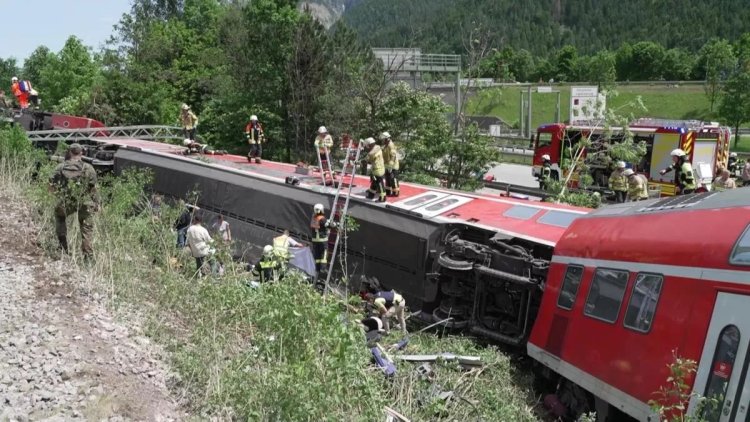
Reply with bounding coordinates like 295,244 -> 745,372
273,229 -> 302,262
245,114 -> 265,163
252,245 -> 282,283
182,139 -> 226,155
380,131 -> 400,197
608,161 -> 628,203
362,137 -> 386,202
367,288 -> 407,335
179,103 -> 198,141
10,77 -> 29,109
538,154 -> 552,190
314,126 -> 334,182
48,143 -> 100,259
624,169 -> 649,201
713,169 -> 737,192
314,126 -> 333,149
310,203 -> 334,275
728,152 -> 738,175
659,149 -> 696,195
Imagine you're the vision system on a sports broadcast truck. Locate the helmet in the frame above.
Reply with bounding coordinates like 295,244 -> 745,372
181,103 -> 189,110
379,131 -> 391,140
250,115 -> 258,121
318,126 -> 328,134
367,317 -> 385,333
11,77 -> 17,82
263,245 -> 274,256
541,154 -> 551,161
616,161 -> 626,169
183,139 -> 192,146
730,152 -> 737,158
362,137 -> 376,146
623,169 -> 635,177
313,203 -> 324,214
670,149 -> 686,158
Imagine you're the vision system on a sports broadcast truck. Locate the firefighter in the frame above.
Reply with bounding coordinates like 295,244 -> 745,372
310,203 -> 334,275
362,137 -> 386,202
273,229 -> 302,262
538,154 -> 552,190
609,161 -> 628,203
245,114 -> 265,163
252,245 -> 282,283
182,139 -> 226,155
10,77 -> 29,109
728,152 -> 738,175
314,126 -> 333,149
179,104 -> 198,141
366,288 -> 407,335
624,169 -> 649,201
380,131 -> 400,197
659,149 -> 696,195
713,169 -> 737,192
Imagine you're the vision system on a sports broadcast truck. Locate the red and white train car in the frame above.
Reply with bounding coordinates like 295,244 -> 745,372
529,189 -> 750,421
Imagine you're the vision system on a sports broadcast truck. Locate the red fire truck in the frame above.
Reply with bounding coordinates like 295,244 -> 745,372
532,118 -> 732,196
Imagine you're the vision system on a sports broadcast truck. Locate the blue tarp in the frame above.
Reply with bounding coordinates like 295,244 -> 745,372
289,246 -> 316,277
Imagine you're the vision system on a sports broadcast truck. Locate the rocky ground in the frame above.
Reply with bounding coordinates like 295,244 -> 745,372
0,194 -> 187,421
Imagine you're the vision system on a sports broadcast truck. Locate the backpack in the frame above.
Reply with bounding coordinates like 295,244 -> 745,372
19,80 -> 32,93
54,161 -> 86,191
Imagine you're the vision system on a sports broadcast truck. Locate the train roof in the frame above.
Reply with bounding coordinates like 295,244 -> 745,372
554,189 -> 750,273
101,138 -> 590,247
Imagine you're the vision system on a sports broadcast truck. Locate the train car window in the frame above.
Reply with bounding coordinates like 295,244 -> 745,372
584,268 -> 629,323
557,265 -> 584,310
623,273 -> 663,333
538,132 -> 552,148
730,224 -> 750,266
538,210 -> 580,228
503,205 -> 540,220
702,325 -> 740,422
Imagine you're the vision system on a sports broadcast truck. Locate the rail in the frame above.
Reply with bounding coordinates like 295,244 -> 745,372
26,125 -> 186,142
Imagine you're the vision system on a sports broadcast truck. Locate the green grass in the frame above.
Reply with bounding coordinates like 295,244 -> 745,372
468,83 -> 718,129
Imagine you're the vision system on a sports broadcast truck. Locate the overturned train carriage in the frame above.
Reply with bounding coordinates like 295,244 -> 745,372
111,146 -> 561,346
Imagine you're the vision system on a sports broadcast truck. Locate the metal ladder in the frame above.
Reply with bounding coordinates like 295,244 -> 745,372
324,136 -> 363,292
26,125 -> 186,143
316,144 -> 335,186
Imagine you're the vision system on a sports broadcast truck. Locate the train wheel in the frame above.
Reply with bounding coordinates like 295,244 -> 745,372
437,253 -> 473,271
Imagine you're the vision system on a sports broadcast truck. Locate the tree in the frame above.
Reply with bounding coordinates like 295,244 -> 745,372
554,45 -> 578,82
735,32 -> 750,71
695,38 -> 737,111
629,42 -> 666,80
40,36 -> 99,109
719,70 -> 750,147
615,42 -> 634,80
585,50 -> 617,89
0,58 -> 19,92
510,49 -> 534,82
23,46 -> 55,86
660,48 -> 694,81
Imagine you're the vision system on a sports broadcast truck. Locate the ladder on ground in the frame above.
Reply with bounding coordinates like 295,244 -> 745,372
25,125 -> 186,143
316,144 -> 335,186
324,136 -> 363,293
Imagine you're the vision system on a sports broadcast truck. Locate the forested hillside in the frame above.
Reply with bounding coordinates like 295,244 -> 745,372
341,0 -> 750,55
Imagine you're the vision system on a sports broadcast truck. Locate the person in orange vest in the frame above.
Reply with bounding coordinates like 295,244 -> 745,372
10,77 -> 29,109
245,115 -> 265,163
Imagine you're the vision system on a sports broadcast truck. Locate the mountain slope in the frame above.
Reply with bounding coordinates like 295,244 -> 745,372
340,0 -> 750,54
300,0 -> 365,28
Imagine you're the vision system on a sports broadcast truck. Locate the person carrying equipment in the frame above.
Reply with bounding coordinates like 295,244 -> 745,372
310,203 -> 335,275
609,161 -> 628,203
366,289 -> 407,335
660,149 -> 696,195
624,169 -> 649,201
179,103 -> 198,140
380,131 -> 400,197
362,137 -> 386,202
252,245 -> 283,283
48,143 -> 100,259
245,114 -> 265,163
10,77 -> 29,109
538,154 -> 552,190
314,126 -> 334,183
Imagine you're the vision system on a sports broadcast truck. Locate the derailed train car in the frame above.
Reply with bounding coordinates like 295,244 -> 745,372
103,139 -> 589,341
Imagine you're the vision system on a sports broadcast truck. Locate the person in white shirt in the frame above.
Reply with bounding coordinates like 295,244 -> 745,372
186,214 -> 214,275
214,215 -> 232,244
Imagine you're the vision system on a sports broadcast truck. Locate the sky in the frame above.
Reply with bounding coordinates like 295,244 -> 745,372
0,0 -> 132,63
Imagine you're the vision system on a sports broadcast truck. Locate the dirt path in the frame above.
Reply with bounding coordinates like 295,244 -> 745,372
0,194 -> 188,421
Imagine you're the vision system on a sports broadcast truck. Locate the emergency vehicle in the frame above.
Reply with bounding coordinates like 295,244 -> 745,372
532,118 -> 732,196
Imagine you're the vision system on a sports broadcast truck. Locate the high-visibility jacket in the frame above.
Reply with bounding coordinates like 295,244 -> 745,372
627,174 -> 649,201
366,145 -> 385,177
608,169 -> 628,191
310,214 -> 329,243
314,134 -> 333,149
245,122 -> 264,144
382,142 -> 399,171
540,162 -> 551,180
180,110 -> 198,129
663,161 -> 696,191
255,256 -> 281,283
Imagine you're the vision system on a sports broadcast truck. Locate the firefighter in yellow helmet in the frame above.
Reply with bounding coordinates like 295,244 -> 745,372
310,203 -> 335,275
380,131 -> 400,197
362,137 -> 386,202
660,149 -> 696,195
609,161 -> 628,203
179,103 -> 198,141
624,169 -> 649,201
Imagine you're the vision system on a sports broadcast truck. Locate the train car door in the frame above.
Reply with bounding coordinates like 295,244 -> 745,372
689,293 -> 750,421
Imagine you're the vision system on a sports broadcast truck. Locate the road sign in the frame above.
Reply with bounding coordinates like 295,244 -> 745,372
570,86 -> 606,123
